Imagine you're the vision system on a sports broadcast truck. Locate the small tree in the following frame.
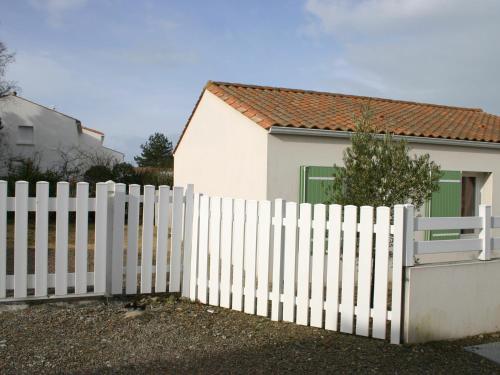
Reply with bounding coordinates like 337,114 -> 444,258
134,133 -> 173,168
327,106 -> 441,208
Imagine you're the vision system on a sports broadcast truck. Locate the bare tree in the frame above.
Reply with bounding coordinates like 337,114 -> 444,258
0,41 -> 15,97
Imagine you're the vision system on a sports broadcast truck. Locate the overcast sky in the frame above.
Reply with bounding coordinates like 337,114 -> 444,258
1,0 -> 499,162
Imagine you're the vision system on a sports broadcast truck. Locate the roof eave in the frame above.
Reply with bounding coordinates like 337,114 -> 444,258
268,126 -> 500,150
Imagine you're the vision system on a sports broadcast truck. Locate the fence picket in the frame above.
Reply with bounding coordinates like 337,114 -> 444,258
111,183 -> 126,294
94,183 -> 109,294
141,185 -> 155,294
35,182 -> 49,297
296,203 -> 312,325
155,186 -> 170,293
126,184 -> 140,294
340,205 -> 357,333
219,198 -> 233,308
244,200 -> 258,314
74,183 -> 89,295
0,181 -> 6,299
182,184 -> 195,297
197,195 -> 210,303
283,202 -> 298,322
271,199 -> 285,321
14,181 -> 28,298
372,206 -> 391,339
231,199 -> 245,311
356,206 -> 374,336
170,187 -> 184,292
391,205 -> 405,344
55,182 -> 69,296
209,197 -> 222,306
325,204 -> 342,331
189,193 -> 201,301
310,204 -> 326,328
256,200 -> 271,317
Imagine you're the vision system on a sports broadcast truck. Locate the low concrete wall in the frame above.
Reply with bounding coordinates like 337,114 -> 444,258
404,259 -> 500,343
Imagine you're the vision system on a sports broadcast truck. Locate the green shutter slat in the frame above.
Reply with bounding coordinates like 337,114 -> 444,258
299,166 -> 336,204
428,170 -> 462,240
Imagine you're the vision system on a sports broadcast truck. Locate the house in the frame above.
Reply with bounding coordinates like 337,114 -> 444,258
174,81 -> 500,238
0,92 -> 124,174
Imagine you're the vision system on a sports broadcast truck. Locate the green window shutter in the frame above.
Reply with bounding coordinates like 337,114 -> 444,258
427,170 -> 462,240
299,166 -> 336,204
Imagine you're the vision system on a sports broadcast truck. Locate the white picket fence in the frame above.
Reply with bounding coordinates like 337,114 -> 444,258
188,196 -> 406,344
0,180 -> 195,300
0,180 -> 406,343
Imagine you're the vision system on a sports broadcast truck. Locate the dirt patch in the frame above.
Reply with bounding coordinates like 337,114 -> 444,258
0,297 -> 499,374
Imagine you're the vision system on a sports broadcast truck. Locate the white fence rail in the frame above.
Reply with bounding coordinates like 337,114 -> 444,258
0,180 -> 195,300
405,204 -> 500,266
188,197 -> 406,344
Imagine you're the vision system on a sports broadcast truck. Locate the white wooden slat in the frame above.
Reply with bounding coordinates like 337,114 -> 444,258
271,199 -> 285,321
126,184 -> 140,294
197,195 -> 210,304
111,183 -> 126,295
479,205 -> 492,261
55,182 -> 69,296
414,216 -> 482,231
283,202 -> 298,323
355,206 -> 374,336
14,181 -> 29,298
141,185 -> 155,294
155,186 -> 170,293
256,200 -> 271,317
182,184 -> 195,297
231,199 -> 245,311
94,183 -> 109,294
340,205 -> 357,333
296,203 -> 312,326
244,200 -> 258,314
169,186 -> 184,292
75,182 -> 89,295
219,198 -> 233,308
415,238 -> 482,254
0,181 -> 6,299
325,204 -> 342,331
391,205 -> 405,344
209,197 -> 222,306
189,193 -> 201,301
310,204 -> 326,328
372,206 -> 391,339
34,182 -> 49,297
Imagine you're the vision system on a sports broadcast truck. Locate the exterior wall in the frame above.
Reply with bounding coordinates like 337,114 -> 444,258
174,90 -> 268,199
266,133 -> 500,215
404,259 -> 500,343
0,95 -> 123,174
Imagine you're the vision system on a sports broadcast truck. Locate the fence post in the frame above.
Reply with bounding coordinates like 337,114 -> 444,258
403,204 -> 415,267
105,181 -> 116,296
111,183 -> 126,294
478,204 -> 492,261
182,184 -> 195,298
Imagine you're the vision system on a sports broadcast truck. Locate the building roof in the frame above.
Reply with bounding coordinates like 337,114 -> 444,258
201,81 -> 500,144
82,126 -> 105,136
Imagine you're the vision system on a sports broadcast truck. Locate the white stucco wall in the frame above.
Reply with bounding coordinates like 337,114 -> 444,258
0,95 -> 123,174
266,133 -> 500,216
174,90 -> 268,199
404,259 -> 500,343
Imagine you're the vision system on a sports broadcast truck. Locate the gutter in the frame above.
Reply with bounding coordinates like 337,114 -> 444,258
268,126 -> 500,150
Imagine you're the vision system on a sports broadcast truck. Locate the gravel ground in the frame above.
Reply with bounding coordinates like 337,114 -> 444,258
1,296 -> 499,374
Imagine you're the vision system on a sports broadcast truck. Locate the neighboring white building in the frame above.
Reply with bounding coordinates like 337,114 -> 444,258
174,81 -> 500,239
0,92 -> 124,174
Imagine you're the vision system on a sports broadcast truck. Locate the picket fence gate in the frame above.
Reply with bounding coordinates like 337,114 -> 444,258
0,180 -> 405,344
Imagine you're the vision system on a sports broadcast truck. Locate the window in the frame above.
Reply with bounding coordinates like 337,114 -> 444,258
17,125 -> 34,145
461,176 -> 476,234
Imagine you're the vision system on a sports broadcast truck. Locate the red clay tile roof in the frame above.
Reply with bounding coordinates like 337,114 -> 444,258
82,126 -> 104,136
175,81 -> 500,152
